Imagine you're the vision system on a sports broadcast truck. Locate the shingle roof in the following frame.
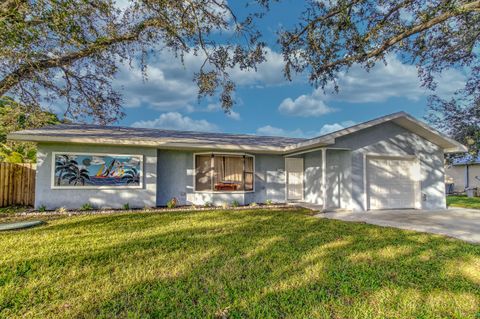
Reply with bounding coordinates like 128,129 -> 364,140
8,112 -> 467,153
9,123 -> 306,150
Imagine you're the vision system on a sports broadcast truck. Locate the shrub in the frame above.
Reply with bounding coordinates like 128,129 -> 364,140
56,206 -> 68,214
221,202 -> 229,209
231,200 -> 239,207
265,199 -> 273,205
204,201 -> 213,207
123,203 -> 130,210
38,205 -> 47,212
80,203 -> 93,211
166,197 -> 178,209
249,202 -> 258,207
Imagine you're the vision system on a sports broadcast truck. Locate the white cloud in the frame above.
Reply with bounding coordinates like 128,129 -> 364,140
114,47 -> 288,114
278,54 -> 466,117
229,48 -> 288,87
203,103 -> 240,120
131,112 -> 218,132
114,52 -> 200,112
205,103 -> 220,112
256,121 -> 355,138
256,125 -> 306,138
90,156 -> 105,165
227,110 -> 241,120
278,94 -> 337,117
318,121 -> 356,135
127,157 -> 140,166
329,54 -> 465,103
114,0 -> 130,10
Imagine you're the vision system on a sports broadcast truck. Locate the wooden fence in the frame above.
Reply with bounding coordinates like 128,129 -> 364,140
0,163 -> 36,207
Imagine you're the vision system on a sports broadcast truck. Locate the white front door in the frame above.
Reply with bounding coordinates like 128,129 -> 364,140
286,158 -> 304,201
367,157 -> 418,210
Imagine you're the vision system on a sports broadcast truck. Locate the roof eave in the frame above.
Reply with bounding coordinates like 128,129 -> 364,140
7,133 -> 287,154
7,111 -> 468,155
391,115 -> 467,153
284,138 -> 335,152
445,145 -> 469,153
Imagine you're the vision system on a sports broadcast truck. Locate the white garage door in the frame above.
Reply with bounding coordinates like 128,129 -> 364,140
367,157 -> 418,210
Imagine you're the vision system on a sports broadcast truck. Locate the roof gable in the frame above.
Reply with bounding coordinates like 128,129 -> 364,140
286,112 -> 466,153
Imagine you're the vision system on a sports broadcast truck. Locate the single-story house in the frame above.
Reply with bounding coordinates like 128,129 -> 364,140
8,111 -> 466,211
445,154 -> 480,193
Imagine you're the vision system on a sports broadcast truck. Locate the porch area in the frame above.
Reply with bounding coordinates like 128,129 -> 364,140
285,148 -> 353,212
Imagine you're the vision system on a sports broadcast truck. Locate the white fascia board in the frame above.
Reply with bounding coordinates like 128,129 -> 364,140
7,133 -> 287,154
392,115 -> 468,153
7,111 -> 468,154
284,138 -> 335,152
287,112 -> 406,151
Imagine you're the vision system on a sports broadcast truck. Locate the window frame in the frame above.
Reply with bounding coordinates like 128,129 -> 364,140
193,152 -> 255,193
51,151 -> 144,190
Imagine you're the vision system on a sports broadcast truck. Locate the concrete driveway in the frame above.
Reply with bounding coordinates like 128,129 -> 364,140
316,208 -> 480,243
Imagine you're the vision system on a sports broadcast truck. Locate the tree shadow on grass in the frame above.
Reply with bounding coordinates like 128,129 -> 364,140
1,209 -> 480,319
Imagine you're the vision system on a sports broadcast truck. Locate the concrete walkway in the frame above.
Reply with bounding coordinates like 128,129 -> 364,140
314,208 -> 480,243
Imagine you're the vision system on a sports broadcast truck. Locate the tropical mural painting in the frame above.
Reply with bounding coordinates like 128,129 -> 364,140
53,153 -> 142,187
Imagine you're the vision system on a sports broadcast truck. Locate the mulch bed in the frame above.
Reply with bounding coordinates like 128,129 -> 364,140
12,204 -> 304,217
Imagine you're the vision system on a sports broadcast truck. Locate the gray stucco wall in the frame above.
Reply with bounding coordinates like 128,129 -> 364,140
332,121 -> 446,211
325,149 -> 351,210
303,151 -> 323,205
246,154 -> 286,204
156,150 -> 286,206
156,150 -> 193,206
35,143 -> 157,210
302,149 -> 351,209
34,120 -> 446,212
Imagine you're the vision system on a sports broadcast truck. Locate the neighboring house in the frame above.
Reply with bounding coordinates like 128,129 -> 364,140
445,154 -> 480,193
8,112 -> 466,212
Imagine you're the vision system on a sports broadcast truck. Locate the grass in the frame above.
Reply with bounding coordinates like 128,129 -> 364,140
0,206 -> 30,215
1,209 -> 479,319
447,195 -> 480,209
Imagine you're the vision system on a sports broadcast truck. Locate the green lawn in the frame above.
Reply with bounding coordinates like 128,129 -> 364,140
0,206 -> 30,215
1,209 -> 479,319
447,195 -> 480,209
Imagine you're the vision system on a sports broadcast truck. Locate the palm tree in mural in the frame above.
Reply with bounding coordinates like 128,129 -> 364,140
55,155 -> 78,186
122,167 -> 140,185
62,165 -> 91,186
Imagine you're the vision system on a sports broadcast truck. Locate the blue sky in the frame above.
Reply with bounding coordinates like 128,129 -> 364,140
111,0 -> 466,138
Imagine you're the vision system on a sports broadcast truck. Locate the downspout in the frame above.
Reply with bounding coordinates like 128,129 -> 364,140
465,165 -> 470,189
322,148 -> 327,211
210,154 -> 214,191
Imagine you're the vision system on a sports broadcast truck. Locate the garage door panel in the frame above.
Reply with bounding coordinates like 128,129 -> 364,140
367,157 -> 417,210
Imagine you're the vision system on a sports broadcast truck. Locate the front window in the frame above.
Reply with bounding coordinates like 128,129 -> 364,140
194,154 -> 254,192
